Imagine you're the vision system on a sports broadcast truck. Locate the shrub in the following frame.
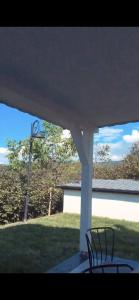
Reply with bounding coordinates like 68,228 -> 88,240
0,167 -> 63,224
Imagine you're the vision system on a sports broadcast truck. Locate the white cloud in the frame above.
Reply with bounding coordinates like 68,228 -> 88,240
0,147 -> 9,154
94,127 -> 123,142
99,127 -> 123,137
0,147 -> 9,164
93,141 -> 129,162
61,129 -> 71,139
95,141 -> 123,151
111,155 -> 123,161
109,141 -> 130,160
109,141 -> 124,150
123,130 -> 139,143
18,146 -> 26,160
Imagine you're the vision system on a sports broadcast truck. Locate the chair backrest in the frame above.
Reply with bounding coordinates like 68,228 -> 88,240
82,263 -> 134,273
86,227 -> 115,268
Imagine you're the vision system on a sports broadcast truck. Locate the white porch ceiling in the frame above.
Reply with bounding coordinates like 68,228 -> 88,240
0,27 -> 139,129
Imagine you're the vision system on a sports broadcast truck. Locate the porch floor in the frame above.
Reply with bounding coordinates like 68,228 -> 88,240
47,252 -> 139,273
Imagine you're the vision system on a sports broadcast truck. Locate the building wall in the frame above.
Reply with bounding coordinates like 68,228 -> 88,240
63,189 -> 139,222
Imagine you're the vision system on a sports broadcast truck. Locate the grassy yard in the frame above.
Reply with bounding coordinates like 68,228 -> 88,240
0,213 -> 139,272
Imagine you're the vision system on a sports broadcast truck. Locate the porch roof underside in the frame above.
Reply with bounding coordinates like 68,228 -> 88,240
0,27 -> 139,129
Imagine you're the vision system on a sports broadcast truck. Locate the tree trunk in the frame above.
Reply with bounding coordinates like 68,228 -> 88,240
48,187 -> 52,216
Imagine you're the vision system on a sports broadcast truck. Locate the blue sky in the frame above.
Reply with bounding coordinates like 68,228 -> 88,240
0,104 -> 43,164
93,123 -> 139,162
0,103 -> 139,164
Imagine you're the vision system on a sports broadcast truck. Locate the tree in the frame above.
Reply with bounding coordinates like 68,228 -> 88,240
94,141 -> 139,180
0,166 -> 63,224
122,141 -> 139,179
94,144 -> 111,163
7,121 -> 77,169
93,144 -> 112,179
0,168 -> 23,224
6,121 -> 77,219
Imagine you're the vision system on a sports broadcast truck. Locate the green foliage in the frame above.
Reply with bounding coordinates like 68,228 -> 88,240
4,121 -> 77,224
28,169 -> 63,219
121,142 -> 139,180
1,133 -> 139,225
0,168 -> 23,224
7,139 -> 30,171
7,121 -> 77,170
93,163 -> 122,179
57,162 -> 81,183
94,141 -> 139,180
42,121 -> 77,163
0,166 -> 63,224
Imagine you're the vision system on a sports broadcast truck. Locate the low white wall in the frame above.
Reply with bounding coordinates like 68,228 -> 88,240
63,189 -> 139,222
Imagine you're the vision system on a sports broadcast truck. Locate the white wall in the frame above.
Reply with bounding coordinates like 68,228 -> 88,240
63,189 -> 139,222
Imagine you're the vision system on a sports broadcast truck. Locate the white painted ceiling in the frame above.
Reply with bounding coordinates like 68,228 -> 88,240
0,27 -> 139,129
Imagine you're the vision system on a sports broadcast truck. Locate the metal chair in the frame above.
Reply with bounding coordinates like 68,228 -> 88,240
86,227 -> 115,269
82,263 -> 134,273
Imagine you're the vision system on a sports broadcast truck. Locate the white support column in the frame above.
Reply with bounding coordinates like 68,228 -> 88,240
70,126 -> 94,253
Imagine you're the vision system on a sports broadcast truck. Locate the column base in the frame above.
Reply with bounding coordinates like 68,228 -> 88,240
80,251 -> 88,260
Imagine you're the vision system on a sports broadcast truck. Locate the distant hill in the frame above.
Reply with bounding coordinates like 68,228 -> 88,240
94,160 -> 123,166
0,164 -> 8,171
108,160 -> 123,165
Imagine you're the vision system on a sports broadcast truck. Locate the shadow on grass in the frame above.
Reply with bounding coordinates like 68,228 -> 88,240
113,224 -> 139,261
0,223 -> 79,273
90,222 -> 139,263
0,218 -> 139,273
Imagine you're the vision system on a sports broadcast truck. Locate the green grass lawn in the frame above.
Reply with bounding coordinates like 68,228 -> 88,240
0,213 -> 139,272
